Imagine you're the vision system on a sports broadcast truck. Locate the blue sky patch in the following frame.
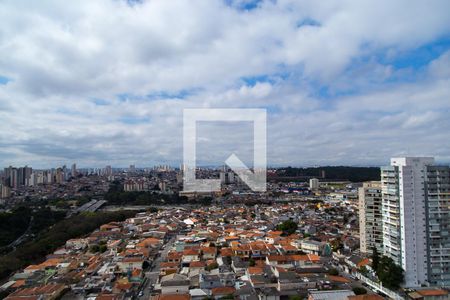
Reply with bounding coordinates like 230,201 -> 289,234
0,75 -> 11,85
146,89 -> 197,100
224,0 -> 263,11
91,98 -> 110,106
119,116 -> 150,124
377,37 -> 450,70
296,18 -> 321,28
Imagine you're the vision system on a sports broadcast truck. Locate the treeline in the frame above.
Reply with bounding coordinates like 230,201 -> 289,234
0,207 -> 30,247
0,210 -> 135,281
0,207 -> 66,248
105,181 -> 192,206
105,190 -> 190,205
276,166 -> 381,182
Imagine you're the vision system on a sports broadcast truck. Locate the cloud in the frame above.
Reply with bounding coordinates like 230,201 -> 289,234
0,0 -> 449,167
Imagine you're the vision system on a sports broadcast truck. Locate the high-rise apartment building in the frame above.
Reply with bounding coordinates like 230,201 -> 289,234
359,181 -> 383,254
425,166 -> 450,286
309,178 -> 320,190
55,168 -> 65,184
381,157 -> 450,287
71,163 -> 77,177
1,184 -> 11,198
105,165 -> 112,176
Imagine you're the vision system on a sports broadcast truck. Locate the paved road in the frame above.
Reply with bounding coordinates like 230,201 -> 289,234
8,216 -> 34,250
139,236 -> 177,299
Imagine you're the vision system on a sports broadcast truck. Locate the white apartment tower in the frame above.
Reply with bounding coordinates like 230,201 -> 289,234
359,181 -> 383,254
381,157 -> 450,287
309,178 -> 319,190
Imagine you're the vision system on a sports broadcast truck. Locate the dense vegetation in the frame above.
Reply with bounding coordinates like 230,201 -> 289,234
47,196 -> 91,209
0,210 -> 135,281
105,190 -> 190,205
372,247 -> 404,289
0,207 -> 30,247
275,166 -> 381,182
0,207 -> 65,249
105,181 -> 211,206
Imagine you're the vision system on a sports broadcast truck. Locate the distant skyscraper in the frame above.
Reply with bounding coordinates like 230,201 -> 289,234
220,172 -> 235,185
71,163 -> 77,177
220,172 -> 226,184
359,181 -> 382,254
227,172 -> 235,183
3,166 -> 13,187
62,165 -> 67,180
55,168 -> 65,184
381,157 -> 450,287
105,165 -> 112,176
129,165 -> 136,173
24,166 -> 32,185
309,178 -> 319,190
1,184 -> 11,198
10,168 -> 18,188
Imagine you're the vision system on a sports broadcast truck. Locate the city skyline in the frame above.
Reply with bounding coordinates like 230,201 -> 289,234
4,156 -> 450,170
0,0 -> 450,168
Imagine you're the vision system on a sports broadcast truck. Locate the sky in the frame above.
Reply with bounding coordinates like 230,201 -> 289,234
0,0 -> 450,168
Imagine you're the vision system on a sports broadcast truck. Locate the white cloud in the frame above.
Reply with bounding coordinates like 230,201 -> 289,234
0,0 -> 449,167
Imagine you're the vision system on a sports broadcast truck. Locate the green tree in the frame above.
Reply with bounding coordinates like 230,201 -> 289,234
376,256 -> 404,289
328,268 -> 339,276
90,245 -> 100,253
148,207 -> 158,213
99,244 -> 107,253
249,258 -> 256,267
331,237 -> 343,251
277,220 -> 298,235
359,266 -> 369,275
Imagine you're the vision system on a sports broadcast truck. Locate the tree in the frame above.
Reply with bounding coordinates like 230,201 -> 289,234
277,220 -> 298,235
331,238 -> 343,251
359,266 -> 369,275
352,287 -> 367,295
148,207 -> 158,213
143,260 -> 151,269
372,246 -> 379,271
90,245 -> 100,253
328,268 -> 339,276
376,256 -> 404,289
99,244 -> 107,253
249,258 -> 256,267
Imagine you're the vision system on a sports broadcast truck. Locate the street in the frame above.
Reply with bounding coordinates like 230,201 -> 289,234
139,236 -> 177,299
